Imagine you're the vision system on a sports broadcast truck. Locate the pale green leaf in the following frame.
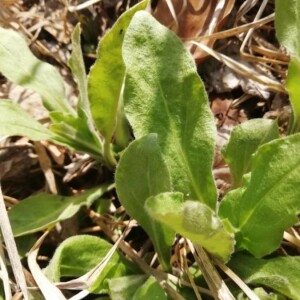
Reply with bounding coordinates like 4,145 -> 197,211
219,134 -> 300,257
50,111 -> 102,159
145,192 -> 234,261
0,27 -> 73,114
108,275 -> 148,300
237,288 -> 286,300
229,253 -> 300,299
0,100 -> 54,140
285,57 -> 300,133
9,185 -> 110,237
45,235 -> 137,294
123,12 -> 217,209
88,0 -> 148,164
115,134 -> 175,270
222,119 -> 279,187
133,276 -> 167,300
275,0 -> 300,58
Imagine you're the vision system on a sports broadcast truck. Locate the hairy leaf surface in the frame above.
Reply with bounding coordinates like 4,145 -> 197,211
0,27 -> 73,114
145,192 -> 234,261
45,235 -> 136,294
123,12 -> 217,209
229,253 -> 300,299
115,134 -> 174,270
88,0 -> 148,163
219,134 -> 300,257
222,119 -> 279,187
9,185 -> 110,237
0,100 -> 53,141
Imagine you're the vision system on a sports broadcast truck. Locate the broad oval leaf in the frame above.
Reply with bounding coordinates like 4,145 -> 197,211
0,26 -> 73,114
222,119 -> 279,187
145,192 -> 235,262
44,235 -> 137,294
219,133 -> 300,257
0,100 -> 54,141
9,185 -> 110,237
229,253 -> 300,300
122,11 -> 217,209
115,134 -> 175,271
88,0 -> 148,164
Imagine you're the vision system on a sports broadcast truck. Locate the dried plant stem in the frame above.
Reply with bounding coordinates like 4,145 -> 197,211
0,184 -> 28,300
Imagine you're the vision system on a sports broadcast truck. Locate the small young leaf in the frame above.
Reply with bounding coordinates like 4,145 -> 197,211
219,133 -> 300,257
108,275 -> 148,300
123,11 -> 217,209
229,253 -> 300,299
9,185 -> 110,237
45,235 -> 137,294
0,100 -> 54,141
222,119 -> 279,187
133,276 -> 167,300
50,111 -> 103,159
88,0 -> 148,164
0,27 -> 73,114
115,134 -> 175,270
145,192 -> 235,261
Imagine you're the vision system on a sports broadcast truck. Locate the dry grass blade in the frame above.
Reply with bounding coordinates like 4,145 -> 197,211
0,240 -> 12,299
284,231 -> 300,249
190,41 -> 286,94
0,184 -> 29,300
68,0 -> 101,12
34,141 -> 58,194
27,230 -> 66,300
187,240 -> 235,300
214,258 -> 259,300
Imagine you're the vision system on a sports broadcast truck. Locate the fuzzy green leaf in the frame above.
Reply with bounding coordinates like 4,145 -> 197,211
45,235 -> 137,294
219,133 -> 300,257
115,134 -> 175,270
0,100 -> 54,141
88,0 -> 148,164
229,253 -> 300,299
222,119 -> 279,187
145,192 -> 234,261
9,185 -> 110,237
123,12 -> 217,209
0,27 -> 73,114
133,276 -> 167,300
108,275 -> 148,300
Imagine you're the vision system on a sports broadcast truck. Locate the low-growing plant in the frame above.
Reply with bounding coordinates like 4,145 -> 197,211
1,0 -> 300,299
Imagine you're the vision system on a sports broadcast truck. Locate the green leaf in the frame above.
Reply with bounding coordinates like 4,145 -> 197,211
115,134 -> 175,270
237,288 -> 286,300
88,0 -> 148,165
219,133 -> 300,257
123,12 -> 217,209
275,1 -> 300,133
9,185 -> 110,237
50,111 -> 103,159
286,57 -> 300,134
222,119 -> 279,187
0,100 -> 54,140
133,276 -> 167,300
108,275 -> 148,300
45,235 -> 137,294
0,26 -> 74,114
229,253 -> 300,299
275,0 -> 300,58
145,192 -> 234,261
